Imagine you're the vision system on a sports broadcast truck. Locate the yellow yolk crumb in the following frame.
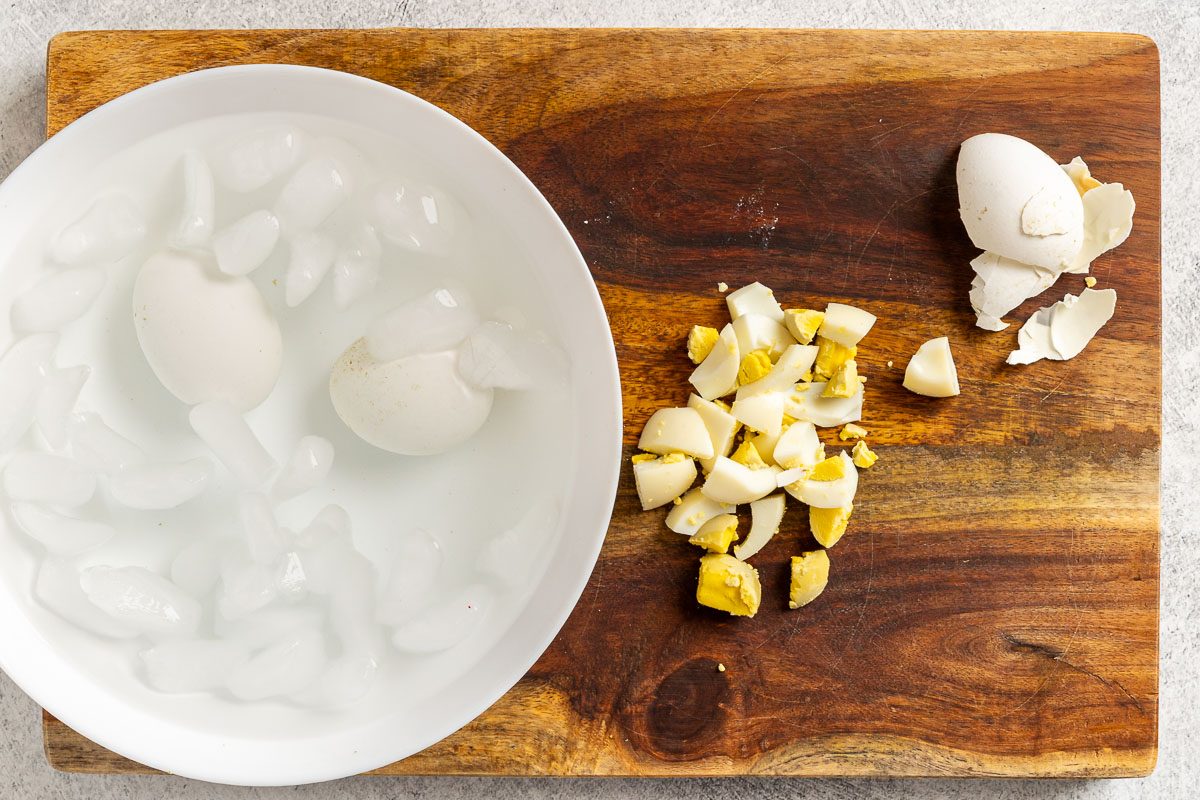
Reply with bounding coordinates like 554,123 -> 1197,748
822,359 -> 859,398
814,336 -> 856,380
808,454 -> 846,482
688,514 -> 738,554
730,439 -> 768,470
839,423 -> 868,441
718,282 -> 729,293
851,440 -> 878,469
630,453 -> 657,464
1085,276 -> 1098,288
661,452 -> 687,465
697,554 -> 761,617
687,325 -> 720,364
784,309 -> 825,345
789,550 -> 830,608
717,663 -> 726,672
737,349 -> 773,385
809,503 -> 853,548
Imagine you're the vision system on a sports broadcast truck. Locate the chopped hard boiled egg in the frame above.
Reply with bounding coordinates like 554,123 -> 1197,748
785,381 -> 863,427
638,407 -> 715,459
666,488 -> 733,535
689,514 -> 738,554
822,359 -> 859,398
817,303 -> 877,348
697,554 -> 761,617
726,281 -> 784,322
732,313 -> 794,361
788,452 -> 858,509
813,336 -> 856,381
789,550 -> 830,609
737,349 -> 773,386
730,439 -> 769,470
687,394 -> 740,473
851,440 -> 878,468
809,503 -> 852,548
839,423 -> 868,441
733,494 -> 786,561
1007,287 -> 1117,366
687,325 -> 720,364
702,456 -> 780,504
736,344 -> 817,396
689,324 -> 740,401
632,453 -> 697,511
903,337 -> 960,398
783,309 -> 824,345
772,421 -> 823,470
730,391 -> 786,437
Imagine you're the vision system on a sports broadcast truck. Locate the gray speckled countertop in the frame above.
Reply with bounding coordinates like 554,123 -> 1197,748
1,1 -> 1196,797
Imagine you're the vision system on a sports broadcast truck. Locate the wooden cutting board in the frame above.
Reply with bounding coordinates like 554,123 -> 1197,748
39,29 -> 1160,778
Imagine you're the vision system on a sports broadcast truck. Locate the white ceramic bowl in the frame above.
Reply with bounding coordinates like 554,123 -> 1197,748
0,65 -> 621,785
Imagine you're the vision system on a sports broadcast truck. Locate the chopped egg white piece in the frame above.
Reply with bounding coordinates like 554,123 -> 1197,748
686,394 -> 740,472
730,392 -> 786,437
1066,182 -> 1136,274
689,324 -> 740,401
735,344 -> 817,396
957,133 -> 1084,270
701,456 -> 780,504
637,407 -> 715,459
968,251 -> 1057,331
725,282 -> 784,322
666,488 -> 733,535
772,421 -> 823,470
787,452 -> 858,509
732,314 -> 795,361
903,337 -> 960,398
817,303 -> 877,348
775,467 -> 806,487
784,381 -> 864,427
1007,287 -> 1116,365
633,455 -> 697,511
733,494 -> 786,561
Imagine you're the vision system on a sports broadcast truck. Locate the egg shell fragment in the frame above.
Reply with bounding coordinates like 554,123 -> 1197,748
903,337 -> 961,398
632,455 -> 697,511
665,488 -> 733,536
1007,288 -> 1117,365
968,251 -> 1058,332
1067,182 -> 1136,274
637,407 -> 714,459
701,456 -> 780,505
689,324 -> 740,401
733,493 -> 786,561
957,133 -> 1084,270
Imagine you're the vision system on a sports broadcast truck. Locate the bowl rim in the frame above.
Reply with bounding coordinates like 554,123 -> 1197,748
0,64 -> 622,785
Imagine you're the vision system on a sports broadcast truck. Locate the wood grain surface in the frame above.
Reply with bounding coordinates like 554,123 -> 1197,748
40,28 -> 1160,778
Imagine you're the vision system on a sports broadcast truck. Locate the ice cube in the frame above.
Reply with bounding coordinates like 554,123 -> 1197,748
477,495 -> 559,588
291,653 -> 377,708
331,224 -> 381,310
217,551 -> 279,620
237,493 -> 287,565
80,565 -> 202,636
34,365 -> 90,450
284,231 -> 336,307
170,536 -> 228,597
212,209 -> 280,276
376,529 -> 442,626
295,504 -> 350,548
275,157 -> 352,232
390,584 -> 492,654
67,412 -> 144,473
226,628 -> 327,701
35,559 -> 137,639
457,322 -> 568,391
212,125 -> 305,193
11,267 -> 107,333
0,334 -> 57,451
329,572 -> 379,657
271,435 -> 334,501
140,639 -> 250,693
213,604 -> 323,649
188,401 -> 277,486
50,194 -> 146,265
10,502 -> 115,556
298,537 -> 372,597
3,452 -> 95,507
276,551 -> 307,599
108,458 -> 212,510
365,288 -> 479,363
372,179 -> 459,256
170,150 -> 216,249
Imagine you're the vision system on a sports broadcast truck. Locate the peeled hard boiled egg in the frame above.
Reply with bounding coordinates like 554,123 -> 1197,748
329,339 -> 493,456
958,133 -> 1084,270
133,251 -> 282,411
